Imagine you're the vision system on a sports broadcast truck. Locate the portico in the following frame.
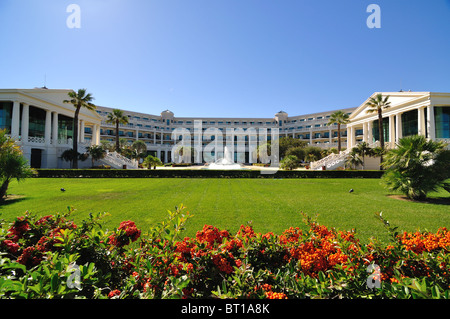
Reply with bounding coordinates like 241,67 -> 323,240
347,92 -> 450,150
0,88 -> 102,168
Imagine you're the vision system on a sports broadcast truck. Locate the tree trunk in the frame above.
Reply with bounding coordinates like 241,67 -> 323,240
0,179 -> 10,201
378,109 -> 384,170
73,106 -> 81,169
116,121 -> 120,152
337,124 -> 341,153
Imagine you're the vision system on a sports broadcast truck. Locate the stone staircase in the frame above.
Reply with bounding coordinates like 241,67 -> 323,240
99,151 -> 139,169
310,141 -> 380,170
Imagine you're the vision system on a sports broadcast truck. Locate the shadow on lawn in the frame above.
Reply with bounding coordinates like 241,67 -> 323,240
387,194 -> 450,206
0,195 -> 28,207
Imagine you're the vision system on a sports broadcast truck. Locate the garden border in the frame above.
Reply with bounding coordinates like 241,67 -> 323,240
34,169 -> 384,179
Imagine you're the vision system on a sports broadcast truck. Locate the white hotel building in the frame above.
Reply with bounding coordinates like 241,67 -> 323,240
1,88 -> 449,169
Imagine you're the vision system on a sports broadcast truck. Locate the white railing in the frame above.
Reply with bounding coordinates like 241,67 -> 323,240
310,141 -> 380,170
100,151 -> 139,169
28,136 -> 46,144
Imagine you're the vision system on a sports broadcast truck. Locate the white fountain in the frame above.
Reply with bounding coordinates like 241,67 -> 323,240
207,146 -> 246,170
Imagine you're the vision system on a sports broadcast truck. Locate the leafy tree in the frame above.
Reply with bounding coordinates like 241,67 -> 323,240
285,146 -> 305,163
106,109 -> 129,152
280,155 -> 300,170
100,140 -> 115,152
303,146 -> 323,163
86,145 -> 107,167
381,135 -> 450,200
63,89 -> 96,169
0,129 -> 35,201
131,140 -> 147,164
327,111 -> 350,153
143,155 -> 163,169
257,137 -> 307,161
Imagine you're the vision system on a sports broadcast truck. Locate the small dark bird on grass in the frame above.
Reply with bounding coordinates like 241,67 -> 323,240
349,189 -> 354,193
61,188 -> 66,192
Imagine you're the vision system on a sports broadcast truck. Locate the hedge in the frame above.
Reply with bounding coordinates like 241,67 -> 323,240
34,169 -> 384,179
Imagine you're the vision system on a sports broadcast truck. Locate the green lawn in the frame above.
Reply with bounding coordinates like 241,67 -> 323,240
1,178 -> 449,243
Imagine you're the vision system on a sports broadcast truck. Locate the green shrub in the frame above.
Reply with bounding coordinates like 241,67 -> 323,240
34,169 -> 384,179
382,135 -> 450,200
1,207 -> 449,299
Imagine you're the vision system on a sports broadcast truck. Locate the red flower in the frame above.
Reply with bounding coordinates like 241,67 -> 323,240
109,221 -> 141,247
1,239 -> 20,254
17,246 -> 43,268
108,289 -> 121,298
8,217 -> 31,241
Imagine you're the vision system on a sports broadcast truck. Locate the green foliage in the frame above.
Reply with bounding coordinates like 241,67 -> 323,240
142,155 -> 163,169
280,155 -> 301,170
0,129 -> 35,200
381,135 -> 450,200
34,168 -> 384,178
1,206 -> 449,299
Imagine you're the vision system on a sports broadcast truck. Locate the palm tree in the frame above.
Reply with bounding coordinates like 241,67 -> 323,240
106,109 -> 129,152
354,142 -> 374,170
381,135 -> 450,200
365,94 -> 391,151
143,155 -> 162,170
86,145 -> 107,167
131,140 -> 147,164
345,149 -> 363,170
327,111 -> 350,153
63,89 -> 96,169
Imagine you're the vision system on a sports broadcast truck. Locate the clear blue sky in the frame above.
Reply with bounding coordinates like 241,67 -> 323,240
1,0 -> 450,118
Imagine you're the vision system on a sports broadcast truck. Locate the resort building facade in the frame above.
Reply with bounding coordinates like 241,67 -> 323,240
347,91 -> 450,149
0,88 -> 102,169
95,105 -> 355,165
1,88 -> 449,169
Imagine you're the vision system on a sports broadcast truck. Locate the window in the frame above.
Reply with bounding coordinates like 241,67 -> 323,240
0,102 -> 12,132
434,106 -> 450,138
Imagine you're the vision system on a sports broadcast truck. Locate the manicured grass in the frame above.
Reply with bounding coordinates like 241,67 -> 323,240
1,178 -> 449,243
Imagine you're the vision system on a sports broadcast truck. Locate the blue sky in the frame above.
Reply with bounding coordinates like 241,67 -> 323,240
1,0 -> 450,118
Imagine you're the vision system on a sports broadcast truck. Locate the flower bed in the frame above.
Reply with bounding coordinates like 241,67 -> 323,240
0,206 -> 449,299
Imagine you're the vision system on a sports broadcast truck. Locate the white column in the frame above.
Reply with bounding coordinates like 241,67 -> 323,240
418,107 -> 426,136
367,121 -> 373,144
11,101 -> 20,138
161,132 -> 164,144
427,106 -> 436,140
309,129 -> 313,145
362,122 -> 368,143
348,126 -> 355,149
21,103 -> 29,142
164,150 -> 168,163
153,131 -> 156,144
80,120 -> 85,143
329,128 -> 332,144
395,113 -> 402,143
52,112 -> 58,145
157,149 -> 161,160
95,124 -> 101,145
45,110 -> 52,145
135,129 -> 139,141
389,115 -> 395,148
92,124 -> 98,145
